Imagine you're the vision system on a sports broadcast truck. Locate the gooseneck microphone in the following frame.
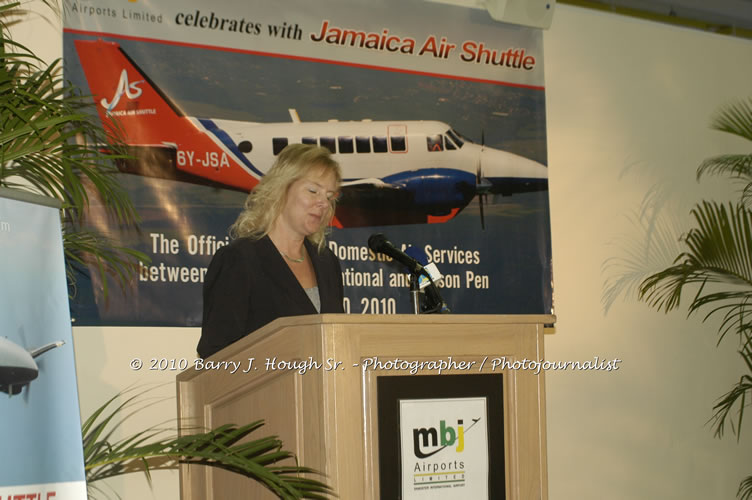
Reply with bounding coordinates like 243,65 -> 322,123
405,246 -> 451,314
368,234 -> 451,314
367,233 -> 424,275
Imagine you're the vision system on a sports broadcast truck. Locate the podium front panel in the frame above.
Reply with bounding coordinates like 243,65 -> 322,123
176,314 -> 550,500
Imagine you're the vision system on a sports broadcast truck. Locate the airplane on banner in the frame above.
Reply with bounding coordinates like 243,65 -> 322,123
74,39 -> 548,227
0,336 -> 65,396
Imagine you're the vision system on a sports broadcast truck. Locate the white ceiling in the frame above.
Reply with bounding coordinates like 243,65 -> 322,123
425,0 -> 752,34
586,0 -> 752,33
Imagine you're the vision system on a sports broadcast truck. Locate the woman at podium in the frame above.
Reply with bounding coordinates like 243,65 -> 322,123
197,144 -> 344,359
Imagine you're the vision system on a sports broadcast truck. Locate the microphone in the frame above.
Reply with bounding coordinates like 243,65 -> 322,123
368,233 -> 424,275
405,246 -> 443,289
404,246 -> 451,314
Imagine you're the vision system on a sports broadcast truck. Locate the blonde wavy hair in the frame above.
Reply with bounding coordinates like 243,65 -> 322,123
230,144 -> 342,250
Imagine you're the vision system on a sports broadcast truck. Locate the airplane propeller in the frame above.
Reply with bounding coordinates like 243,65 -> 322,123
23,377 -> 31,403
476,159 -> 486,230
475,130 -> 491,230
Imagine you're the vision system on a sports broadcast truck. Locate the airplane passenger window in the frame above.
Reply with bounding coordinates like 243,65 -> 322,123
390,136 -> 406,152
238,140 -> 253,153
302,137 -> 317,145
426,135 -> 443,152
444,135 -> 457,150
356,136 -> 371,153
373,136 -> 388,153
273,137 -> 288,156
320,137 -> 336,154
338,136 -> 354,154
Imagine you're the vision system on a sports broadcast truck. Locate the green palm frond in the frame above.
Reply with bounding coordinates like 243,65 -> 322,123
83,389 -> 334,500
602,185 -> 686,313
0,58 -> 135,221
635,196 -> 752,459
1,1 -> 148,294
710,330 -> 752,441
710,97 -> 752,143
697,154 -> 752,184
697,98 -> 752,211
739,473 -> 752,500
63,228 -> 147,299
639,201 -> 752,341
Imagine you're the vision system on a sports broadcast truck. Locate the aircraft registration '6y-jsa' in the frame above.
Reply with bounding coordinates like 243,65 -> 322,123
74,39 -> 548,228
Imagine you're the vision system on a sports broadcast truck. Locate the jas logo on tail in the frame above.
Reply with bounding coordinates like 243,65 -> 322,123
101,69 -> 144,112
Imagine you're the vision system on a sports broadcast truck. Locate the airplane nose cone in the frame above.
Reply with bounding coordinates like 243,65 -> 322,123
478,147 -> 548,195
0,337 -> 37,372
481,148 -> 547,179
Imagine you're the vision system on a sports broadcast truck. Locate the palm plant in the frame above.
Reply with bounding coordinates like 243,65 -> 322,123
83,389 -> 333,500
1,3 -> 334,498
0,0 -> 146,294
607,98 -> 752,499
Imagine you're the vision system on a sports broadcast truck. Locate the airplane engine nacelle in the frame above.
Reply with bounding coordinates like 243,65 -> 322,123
382,169 -> 476,213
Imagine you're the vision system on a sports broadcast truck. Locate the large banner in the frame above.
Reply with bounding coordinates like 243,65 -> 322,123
63,0 -> 551,325
0,189 -> 87,498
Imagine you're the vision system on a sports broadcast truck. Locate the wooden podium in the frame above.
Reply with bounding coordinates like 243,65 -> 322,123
177,314 -> 551,499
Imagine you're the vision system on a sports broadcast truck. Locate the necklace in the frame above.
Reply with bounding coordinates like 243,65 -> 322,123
280,250 -> 305,263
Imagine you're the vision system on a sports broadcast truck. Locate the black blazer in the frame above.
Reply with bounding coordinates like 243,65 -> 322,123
197,235 -> 344,359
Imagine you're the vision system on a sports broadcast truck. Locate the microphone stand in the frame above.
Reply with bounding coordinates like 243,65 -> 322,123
408,269 -> 447,314
410,273 -> 421,314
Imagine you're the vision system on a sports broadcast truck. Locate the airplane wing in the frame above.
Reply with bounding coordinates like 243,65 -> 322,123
337,182 -> 429,227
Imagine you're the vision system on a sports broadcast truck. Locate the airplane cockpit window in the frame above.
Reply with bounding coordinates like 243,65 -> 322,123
447,129 -> 466,147
356,136 -> 371,153
238,140 -> 253,153
273,137 -> 288,156
302,137 -> 317,145
390,136 -> 406,152
444,135 -> 457,150
320,137 -> 336,154
338,136 -> 354,154
373,136 -> 388,153
427,134 -> 443,152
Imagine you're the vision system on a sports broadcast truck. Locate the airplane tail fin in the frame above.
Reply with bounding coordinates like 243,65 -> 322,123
74,39 -> 260,191
74,39 -> 185,146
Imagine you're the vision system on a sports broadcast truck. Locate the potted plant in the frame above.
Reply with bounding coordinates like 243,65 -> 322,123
605,98 -> 752,499
0,2 -> 333,498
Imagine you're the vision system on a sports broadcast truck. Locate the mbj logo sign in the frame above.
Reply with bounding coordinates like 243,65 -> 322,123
400,398 -> 489,499
413,419 -> 465,458
101,69 -> 144,112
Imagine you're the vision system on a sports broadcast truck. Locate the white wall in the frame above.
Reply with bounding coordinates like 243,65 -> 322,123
11,2 -> 752,498
544,5 -> 752,499
5,0 -> 61,67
